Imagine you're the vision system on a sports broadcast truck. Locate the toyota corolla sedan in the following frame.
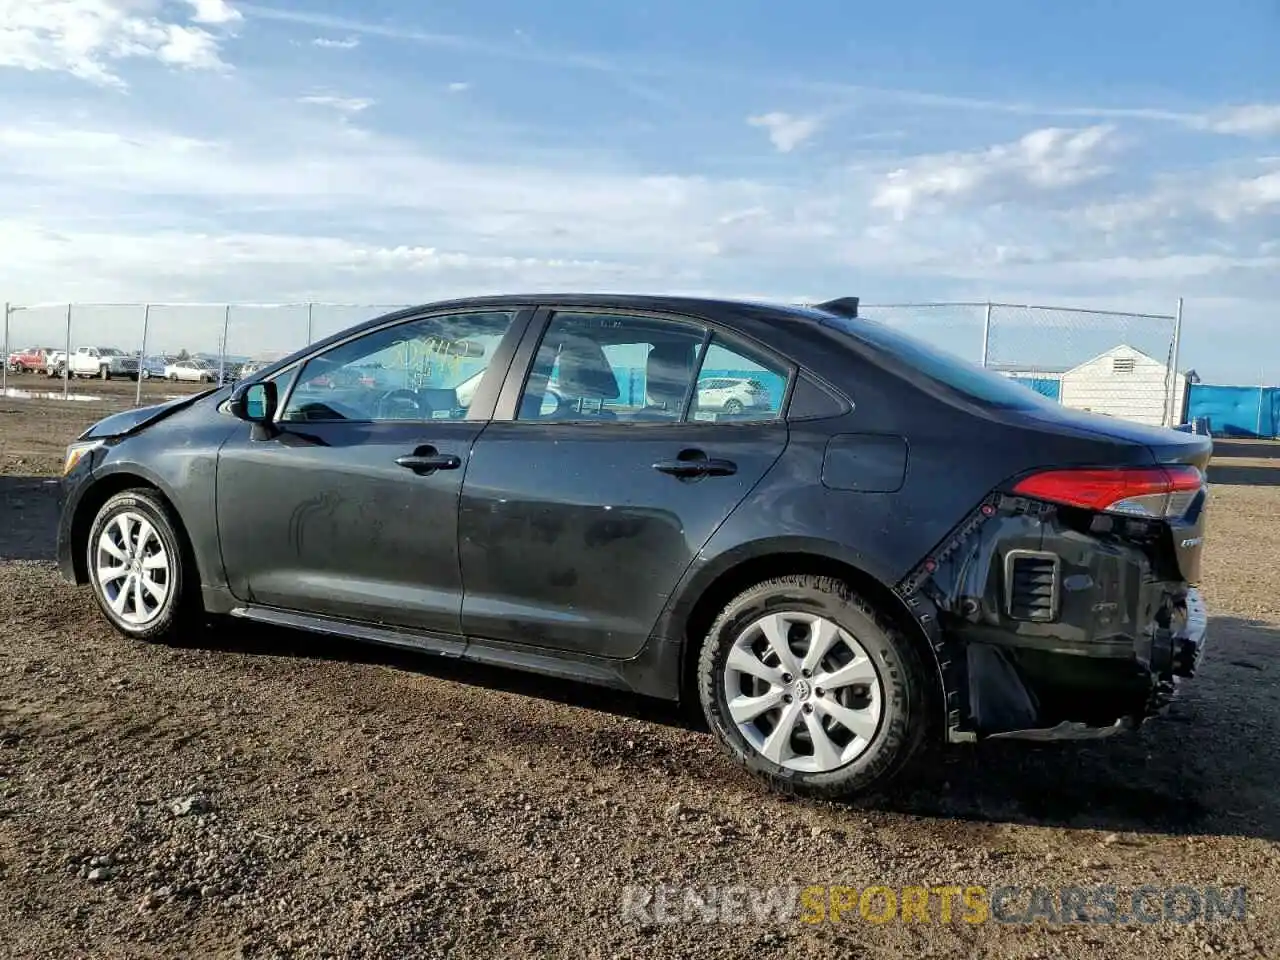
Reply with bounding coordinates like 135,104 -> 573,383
56,294 -> 1212,799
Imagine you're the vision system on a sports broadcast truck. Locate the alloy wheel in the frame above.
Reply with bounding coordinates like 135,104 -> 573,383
722,611 -> 884,773
94,511 -> 171,626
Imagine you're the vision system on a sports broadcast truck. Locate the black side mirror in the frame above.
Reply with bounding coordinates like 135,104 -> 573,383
229,381 -> 278,439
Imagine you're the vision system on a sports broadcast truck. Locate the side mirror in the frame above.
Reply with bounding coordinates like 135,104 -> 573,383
230,381 -> 277,421
229,381 -> 278,439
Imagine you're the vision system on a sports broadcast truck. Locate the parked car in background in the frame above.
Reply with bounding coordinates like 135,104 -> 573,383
56,293 -> 1214,801
164,359 -> 218,383
67,347 -> 139,380
138,355 -> 176,380
45,350 -> 68,377
695,376 -> 773,414
6,347 -> 58,374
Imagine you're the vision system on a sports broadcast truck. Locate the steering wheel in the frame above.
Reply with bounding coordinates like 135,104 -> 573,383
375,388 -> 425,420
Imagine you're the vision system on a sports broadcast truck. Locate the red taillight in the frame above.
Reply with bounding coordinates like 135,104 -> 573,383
1012,465 -> 1203,518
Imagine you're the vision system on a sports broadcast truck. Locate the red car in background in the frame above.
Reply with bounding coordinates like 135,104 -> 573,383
6,347 -> 57,374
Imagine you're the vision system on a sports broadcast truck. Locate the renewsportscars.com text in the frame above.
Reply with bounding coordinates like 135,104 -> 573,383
620,884 -> 1248,926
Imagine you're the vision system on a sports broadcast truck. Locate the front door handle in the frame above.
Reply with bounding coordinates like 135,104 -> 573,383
396,449 -> 462,475
653,454 -> 738,478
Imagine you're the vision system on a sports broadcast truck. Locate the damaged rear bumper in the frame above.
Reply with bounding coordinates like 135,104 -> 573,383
982,587 -> 1208,742
897,493 -> 1211,744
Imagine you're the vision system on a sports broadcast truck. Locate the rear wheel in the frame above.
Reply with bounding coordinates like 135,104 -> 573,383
697,574 -> 931,800
86,489 -> 198,642
723,398 -> 744,414
100,366 -> 110,380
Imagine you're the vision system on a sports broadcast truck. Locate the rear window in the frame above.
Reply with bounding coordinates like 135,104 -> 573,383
819,315 -> 1056,410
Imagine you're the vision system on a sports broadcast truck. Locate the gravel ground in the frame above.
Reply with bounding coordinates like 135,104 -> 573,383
1,397 -> 1278,958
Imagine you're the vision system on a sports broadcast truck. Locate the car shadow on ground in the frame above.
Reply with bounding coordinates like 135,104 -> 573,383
1208,464 -> 1280,486
1213,439 -> 1280,459
0,475 -> 61,561
184,614 -> 1280,841
8,476 -> 1277,840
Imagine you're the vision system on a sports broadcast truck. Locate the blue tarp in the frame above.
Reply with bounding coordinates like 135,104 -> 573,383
1186,384 -> 1280,439
1005,376 -> 1062,401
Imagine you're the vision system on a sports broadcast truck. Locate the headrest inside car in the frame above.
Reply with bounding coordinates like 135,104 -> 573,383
554,338 -> 620,400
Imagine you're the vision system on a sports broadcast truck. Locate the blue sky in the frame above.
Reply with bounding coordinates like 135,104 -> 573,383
1,0 -> 1277,380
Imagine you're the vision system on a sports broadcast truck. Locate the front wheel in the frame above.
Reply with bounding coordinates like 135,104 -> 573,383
723,398 -> 744,414
86,489 -> 197,642
100,366 -> 110,380
697,574 -> 932,801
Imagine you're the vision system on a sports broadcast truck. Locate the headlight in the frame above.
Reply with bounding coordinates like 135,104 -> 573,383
62,440 -> 104,476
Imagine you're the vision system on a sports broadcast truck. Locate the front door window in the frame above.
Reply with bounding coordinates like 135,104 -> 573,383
282,311 -> 518,423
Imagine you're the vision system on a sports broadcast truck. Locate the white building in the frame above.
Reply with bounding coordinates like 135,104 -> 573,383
1059,345 -> 1186,427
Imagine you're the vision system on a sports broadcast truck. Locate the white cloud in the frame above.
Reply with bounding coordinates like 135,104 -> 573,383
747,112 -> 822,153
0,0 -> 237,87
872,125 -> 1115,218
186,0 -> 241,26
447,81 -> 470,93
311,35 -> 359,49
1206,169 -> 1280,220
1196,104 -> 1280,137
1080,163 -> 1280,230
298,95 -> 375,115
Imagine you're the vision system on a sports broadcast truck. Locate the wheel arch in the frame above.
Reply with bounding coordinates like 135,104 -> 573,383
70,468 -> 202,588
674,544 -> 946,736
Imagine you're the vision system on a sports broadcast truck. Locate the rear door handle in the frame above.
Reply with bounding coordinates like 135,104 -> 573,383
396,451 -> 462,475
653,456 -> 737,478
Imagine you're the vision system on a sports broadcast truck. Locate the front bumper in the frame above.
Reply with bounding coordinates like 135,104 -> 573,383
55,460 -> 96,584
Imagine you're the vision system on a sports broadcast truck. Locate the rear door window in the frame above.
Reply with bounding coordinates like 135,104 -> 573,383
689,339 -> 789,423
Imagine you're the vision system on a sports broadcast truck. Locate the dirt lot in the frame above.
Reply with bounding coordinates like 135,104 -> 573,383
2,397 -> 1278,959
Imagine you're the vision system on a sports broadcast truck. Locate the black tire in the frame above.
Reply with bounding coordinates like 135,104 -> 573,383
86,489 -> 199,643
723,398 -> 744,414
100,366 -> 110,380
697,574 -> 932,801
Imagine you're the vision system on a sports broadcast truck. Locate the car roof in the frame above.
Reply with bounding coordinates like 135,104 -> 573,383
256,293 -> 870,387
383,292 -> 828,315
327,293 -> 841,347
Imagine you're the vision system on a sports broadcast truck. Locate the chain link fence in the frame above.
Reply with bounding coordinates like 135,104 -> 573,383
1,302 -> 413,407
860,301 -> 1184,428
4,298 -> 1186,426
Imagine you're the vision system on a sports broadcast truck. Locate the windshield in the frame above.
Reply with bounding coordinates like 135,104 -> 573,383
819,315 -> 1057,411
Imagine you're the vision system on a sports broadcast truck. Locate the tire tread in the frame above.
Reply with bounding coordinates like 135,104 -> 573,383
696,573 -> 932,801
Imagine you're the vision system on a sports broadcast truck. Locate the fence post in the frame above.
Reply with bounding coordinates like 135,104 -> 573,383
980,302 -> 993,368
219,305 -> 230,385
1167,297 -> 1184,427
306,302 -> 314,346
135,304 -> 150,407
1259,373 -> 1266,440
2,302 -> 9,396
63,304 -> 72,400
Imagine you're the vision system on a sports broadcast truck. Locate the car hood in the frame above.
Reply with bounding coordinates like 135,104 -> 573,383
78,390 -> 216,440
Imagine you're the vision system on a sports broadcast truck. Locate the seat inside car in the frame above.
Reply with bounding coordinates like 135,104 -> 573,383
417,387 -> 460,417
543,337 -> 620,419
635,342 -> 695,420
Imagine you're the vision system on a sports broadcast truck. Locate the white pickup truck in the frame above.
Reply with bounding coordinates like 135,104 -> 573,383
58,347 -> 140,380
